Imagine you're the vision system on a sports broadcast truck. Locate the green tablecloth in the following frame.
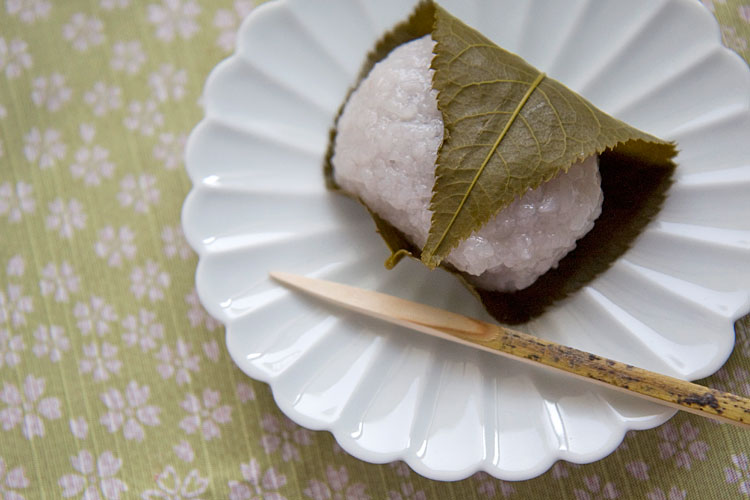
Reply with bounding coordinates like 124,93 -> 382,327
1,1 -> 749,498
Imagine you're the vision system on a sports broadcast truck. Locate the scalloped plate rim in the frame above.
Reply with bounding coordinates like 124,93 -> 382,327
182,0 -> 750,482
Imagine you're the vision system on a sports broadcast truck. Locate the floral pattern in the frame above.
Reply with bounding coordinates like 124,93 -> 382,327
111,40 -> 146,74
153,132 -> 186,170
573,476 -> 619,500
179,388 -> 232,440
645,486 -> 687,500
303,465 -> 369,500
0,0 -> 749,498
186,288 -> 220,331
24,127 -> 65,169
84,81 -> 122,116
174,440 -> 196,463
0,283 -> 33,327
58,450 -> 128,500
386,482 -> 427,500
0,375 -> 61,439
74,295 -> 118,336
0,36 -> 32,78
0,181 -> 35,223
148,0 -> 202,42
32,324 -> 70,362
0,327 -> 24,368
6,0 -> 51,24
70,124 -> 116,186
141,466 -> 209,499
214,1 -> 255,51
228,459 -> 287,500
657,422 -> 710,470
62,13 -> 105,51
94,225 -> 137,267
39,260 -> 80,302
46,198 -> 86,239
260,412 -> 313,462
123,101 -> 163,136
99,381 -> 161,441
31,72 -> 72,111
0,457 -> 30,500
130,259 -> 170,301
79,341 -> 122,382
155,338 -> 200,385
725,453 -> 750,496
70,416 -> 89,440
122,308 -> 164,351
473,473 -> 515,498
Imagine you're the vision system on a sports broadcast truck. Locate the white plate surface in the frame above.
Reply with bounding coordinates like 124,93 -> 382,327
182,0 -> 750,481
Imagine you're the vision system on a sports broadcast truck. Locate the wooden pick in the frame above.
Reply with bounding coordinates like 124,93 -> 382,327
270,271 -> 750,429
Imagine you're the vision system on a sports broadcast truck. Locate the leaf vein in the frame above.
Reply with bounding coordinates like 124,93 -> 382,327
446,43 -> 502,65
518,114 -> 543,161
453,110 -> 512,125
427,71 -> 547,260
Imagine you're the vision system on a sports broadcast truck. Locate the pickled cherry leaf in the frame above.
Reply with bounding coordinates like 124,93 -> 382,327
421,5 -> 677,269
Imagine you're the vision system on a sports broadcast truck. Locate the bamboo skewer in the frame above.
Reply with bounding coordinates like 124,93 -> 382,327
270,271 -> 750,429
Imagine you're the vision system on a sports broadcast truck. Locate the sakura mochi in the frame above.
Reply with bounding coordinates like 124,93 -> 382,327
327,4 -> 676,313
332,36 -> 603,291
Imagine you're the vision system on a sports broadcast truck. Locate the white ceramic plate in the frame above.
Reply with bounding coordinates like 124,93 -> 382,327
182,0 -> 750,481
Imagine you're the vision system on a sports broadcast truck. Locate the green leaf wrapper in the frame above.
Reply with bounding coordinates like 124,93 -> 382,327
422,5 -> 677,268
324,2 -> 678,324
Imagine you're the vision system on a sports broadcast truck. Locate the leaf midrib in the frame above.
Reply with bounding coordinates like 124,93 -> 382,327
426,71 -> 547,262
